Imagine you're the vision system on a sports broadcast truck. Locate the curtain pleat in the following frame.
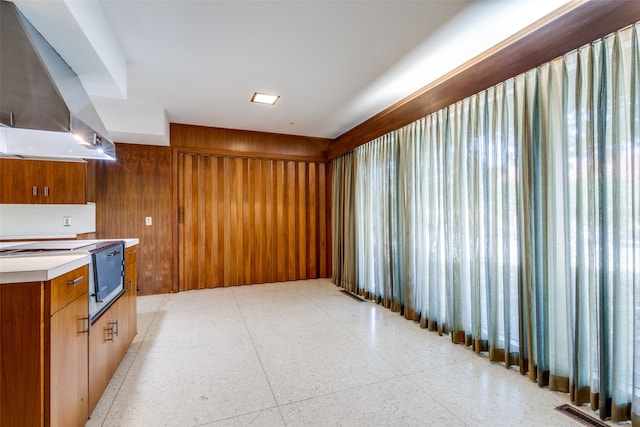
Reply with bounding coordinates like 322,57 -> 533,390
631,25 -> 640,427
331,22 -> 640,425
331,153 -> 357,292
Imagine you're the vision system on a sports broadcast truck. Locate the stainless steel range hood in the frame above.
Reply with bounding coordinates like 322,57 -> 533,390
0,0 -> 116,160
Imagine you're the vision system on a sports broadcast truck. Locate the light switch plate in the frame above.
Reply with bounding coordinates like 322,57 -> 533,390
145,216 -> 152,226
63,216 -> 71,227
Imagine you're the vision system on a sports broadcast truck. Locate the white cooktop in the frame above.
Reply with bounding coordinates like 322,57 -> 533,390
3,241 -> 96,251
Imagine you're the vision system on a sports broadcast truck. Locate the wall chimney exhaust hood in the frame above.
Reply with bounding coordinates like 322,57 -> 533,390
0,0 -> 116,160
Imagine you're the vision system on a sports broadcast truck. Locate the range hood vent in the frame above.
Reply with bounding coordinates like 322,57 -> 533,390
0,0 -> 116,160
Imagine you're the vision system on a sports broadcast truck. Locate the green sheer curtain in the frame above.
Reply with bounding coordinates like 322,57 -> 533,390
332,22 -> 640,424
331,152 -> 357,292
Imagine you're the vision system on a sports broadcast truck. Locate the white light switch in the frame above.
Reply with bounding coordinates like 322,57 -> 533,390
63,216 -> 71,227
145,216 -> 152,226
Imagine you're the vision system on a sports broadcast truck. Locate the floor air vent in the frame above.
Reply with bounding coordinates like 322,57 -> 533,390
555,404 -> 610,427
340,290 -> 364,302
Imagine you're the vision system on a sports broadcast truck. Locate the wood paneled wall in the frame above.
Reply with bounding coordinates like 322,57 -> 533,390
94,144 -> 173,295
93,126 -> 332,295
329,0 -> 640,158
178,153 -> 330,290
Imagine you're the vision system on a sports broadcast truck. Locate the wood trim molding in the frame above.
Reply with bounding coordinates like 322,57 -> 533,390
172,145 -> 329,164
329,0 -> 640,159
171,123 -> 331,162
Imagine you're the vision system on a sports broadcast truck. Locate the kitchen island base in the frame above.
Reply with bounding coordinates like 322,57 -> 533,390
0,244 -> 138,427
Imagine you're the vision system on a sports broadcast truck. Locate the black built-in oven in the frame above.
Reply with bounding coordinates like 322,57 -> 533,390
88,241 -> 125,323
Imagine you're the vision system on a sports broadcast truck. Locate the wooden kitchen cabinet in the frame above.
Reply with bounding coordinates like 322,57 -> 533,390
88,244 -> 138,413
0,157 -> 87,204
124,245 -> 138,344
0,265 -> 89,427
49,289 -> 90,427
89,295 -> 126,412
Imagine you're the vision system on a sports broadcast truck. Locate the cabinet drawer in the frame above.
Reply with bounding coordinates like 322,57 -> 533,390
50,265 -> 89,315
125,245 -> 138,266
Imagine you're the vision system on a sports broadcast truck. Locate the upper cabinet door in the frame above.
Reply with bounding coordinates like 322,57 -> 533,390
0,158 -> 87,204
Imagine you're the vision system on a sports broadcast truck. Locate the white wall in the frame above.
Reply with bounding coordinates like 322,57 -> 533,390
0,203 -> 96,240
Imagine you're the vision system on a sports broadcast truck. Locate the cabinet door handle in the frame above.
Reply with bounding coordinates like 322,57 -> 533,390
32,186 -> 38,196
129,249 -> 137,254
44,186 -> 49,197
129,279 -> 134,293
109,320 -> 119,337
81,317 -> 89,334
106,326 -> 114,342
106,321 -> 118,342
67,276 -> 84,287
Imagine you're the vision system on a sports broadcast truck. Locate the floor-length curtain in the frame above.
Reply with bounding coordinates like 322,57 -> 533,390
331,22 -> 640,424
631,25 -> 640,427
332,152 -> 357,292
354,133 -> 402,309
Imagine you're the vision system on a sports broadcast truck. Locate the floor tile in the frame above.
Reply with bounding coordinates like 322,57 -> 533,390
201,407 -> 285,427
279,376 -> 465,427
252,326 -> 399,405
136,293 -> 167,315
90,279 -> 595,427
240,300 -> 339,340
139,306 -> 251,353
411,356 -> 579,427
160,287 -> 238,313
101,340 -> 276,426
231,282 -> 310,307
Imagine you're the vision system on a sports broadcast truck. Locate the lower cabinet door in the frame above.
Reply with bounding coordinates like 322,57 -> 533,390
50,294 -> 89,427
89,296 -> 125,412
125,259 -> 138,345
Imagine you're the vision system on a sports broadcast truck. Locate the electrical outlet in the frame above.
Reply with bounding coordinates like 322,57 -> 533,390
63,216 -> 71,227
145,216 -> 152,226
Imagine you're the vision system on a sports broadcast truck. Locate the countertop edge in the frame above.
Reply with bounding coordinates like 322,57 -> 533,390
0,255 -> 91,284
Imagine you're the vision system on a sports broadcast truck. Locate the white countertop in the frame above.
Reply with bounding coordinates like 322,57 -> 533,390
0,238 -> 139,284
0,253 -> 91,283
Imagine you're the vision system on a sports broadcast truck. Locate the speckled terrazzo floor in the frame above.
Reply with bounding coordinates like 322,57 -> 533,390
86,278 -> 600,427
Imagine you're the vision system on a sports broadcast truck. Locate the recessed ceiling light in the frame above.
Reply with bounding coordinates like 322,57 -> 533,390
251,92 -> 280,105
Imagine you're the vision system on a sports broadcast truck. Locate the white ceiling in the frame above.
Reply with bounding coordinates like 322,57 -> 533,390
12,0 -> 571,146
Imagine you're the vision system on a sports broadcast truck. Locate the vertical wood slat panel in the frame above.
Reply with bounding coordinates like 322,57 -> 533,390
298,162 -> 307,280
178,154 -> 330,290
196,156 -> 206,290
249,159 -> 260,284
308,163 -> 318,279
185,154 -> 196,291
319,163 -> 328,277
264,161 -> 275,283
216,157 -> 225,286
223,157 -> 232,286
275,160 -> 286,282
242,158 -> 251,284
233,157 -> 243,286
204,158 -> 213,288
286,161 -> 297,280
178,154 -> 186,291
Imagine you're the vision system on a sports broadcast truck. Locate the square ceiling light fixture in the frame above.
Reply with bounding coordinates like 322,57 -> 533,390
251,92 -> 280,105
